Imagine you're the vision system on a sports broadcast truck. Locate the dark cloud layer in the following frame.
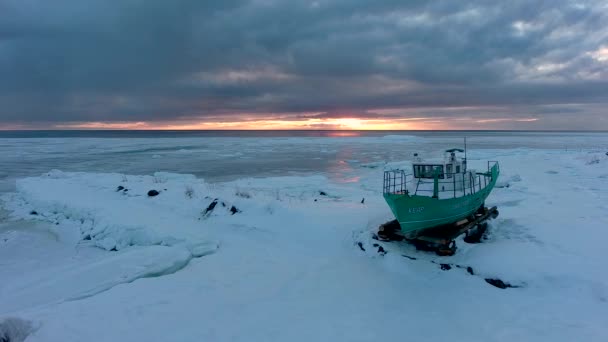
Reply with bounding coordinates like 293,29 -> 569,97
0,0 -> 607,128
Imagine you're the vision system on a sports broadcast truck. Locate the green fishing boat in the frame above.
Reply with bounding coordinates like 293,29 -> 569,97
383,148 -> 499,238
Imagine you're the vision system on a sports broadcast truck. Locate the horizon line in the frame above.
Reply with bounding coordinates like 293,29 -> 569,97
2,128 -> 608,132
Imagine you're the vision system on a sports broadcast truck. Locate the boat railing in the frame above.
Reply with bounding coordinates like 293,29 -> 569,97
384,161 -> 499,199
383,169 -> 413,195
413,172 -> 490,198
487,161 -> 499,173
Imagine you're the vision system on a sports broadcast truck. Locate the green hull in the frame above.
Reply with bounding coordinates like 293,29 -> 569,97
383,164 -> 499,236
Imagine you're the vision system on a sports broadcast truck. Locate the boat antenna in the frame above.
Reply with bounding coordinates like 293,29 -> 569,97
464,137 -> 467,172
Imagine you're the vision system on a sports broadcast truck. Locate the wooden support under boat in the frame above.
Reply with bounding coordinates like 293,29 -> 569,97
377,206 -> 499,256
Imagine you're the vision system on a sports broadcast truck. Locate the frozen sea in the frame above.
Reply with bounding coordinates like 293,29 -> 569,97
1,130 -> 608,341
1,130 -> 606,190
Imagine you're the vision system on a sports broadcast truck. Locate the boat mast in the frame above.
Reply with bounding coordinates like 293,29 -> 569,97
464,137 -> 467,172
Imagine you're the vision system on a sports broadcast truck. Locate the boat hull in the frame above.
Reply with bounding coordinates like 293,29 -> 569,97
383,166 -> 499,236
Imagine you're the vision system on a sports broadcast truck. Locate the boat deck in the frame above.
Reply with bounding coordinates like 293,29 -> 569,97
383,161 -> 499,200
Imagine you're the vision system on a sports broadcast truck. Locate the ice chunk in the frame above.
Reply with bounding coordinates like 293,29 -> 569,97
495,173 -> 522,188
381,135 -> 424,142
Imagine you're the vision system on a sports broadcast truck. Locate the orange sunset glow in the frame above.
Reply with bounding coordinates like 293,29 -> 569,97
54,118 -> 418,130
52,116 -> 540,131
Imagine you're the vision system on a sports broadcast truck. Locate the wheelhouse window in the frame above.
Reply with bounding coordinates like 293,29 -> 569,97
413,164 -> 444,179
446,164 -> 453,178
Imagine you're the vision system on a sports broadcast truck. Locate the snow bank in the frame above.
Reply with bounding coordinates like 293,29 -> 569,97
2,170 -> 227,252
1,169 -> 373,258
1,245 -> 197,313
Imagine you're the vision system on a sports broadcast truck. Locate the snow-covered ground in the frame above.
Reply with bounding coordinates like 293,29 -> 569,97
1,136 -> 608,341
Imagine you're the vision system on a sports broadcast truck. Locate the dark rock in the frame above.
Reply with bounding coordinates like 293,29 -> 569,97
606,152 -> 608,156
467,266 -> 474,275
357,242 -> 365,251
464,223 -> 487,244
319,191 -> 327,196
235,191 -> 251,199
147,190 -> 160,197
372,243 -> 379,247
29,210 -> 38,215
229,206 -> 241,215
83,235 -> 91,241
0,317 -> 34,342
485,278 -> 516,289
203,199 -> 218,216
380,219 -> 401,232
116,185 -> 125,192
376,219 -> 404,242
361,198 -> 365,204
440,263 -> 452,271
402,254 -> 417,260
110,247 -> 118,252
377,245 -> 386,255
221,202 -> 226,207
314,199 -> 318,202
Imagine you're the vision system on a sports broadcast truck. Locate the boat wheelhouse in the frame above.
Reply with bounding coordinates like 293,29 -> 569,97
383,148 -> 499,237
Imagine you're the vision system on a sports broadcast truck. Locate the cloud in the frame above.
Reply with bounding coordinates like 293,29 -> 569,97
0,0 -> 607,129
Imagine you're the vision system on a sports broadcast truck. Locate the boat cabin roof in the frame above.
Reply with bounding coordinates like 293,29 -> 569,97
412,149 -> 467,179
413,158 -> 442,165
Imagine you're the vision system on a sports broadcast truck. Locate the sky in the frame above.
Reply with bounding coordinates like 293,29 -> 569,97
0,0 -> 607,130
